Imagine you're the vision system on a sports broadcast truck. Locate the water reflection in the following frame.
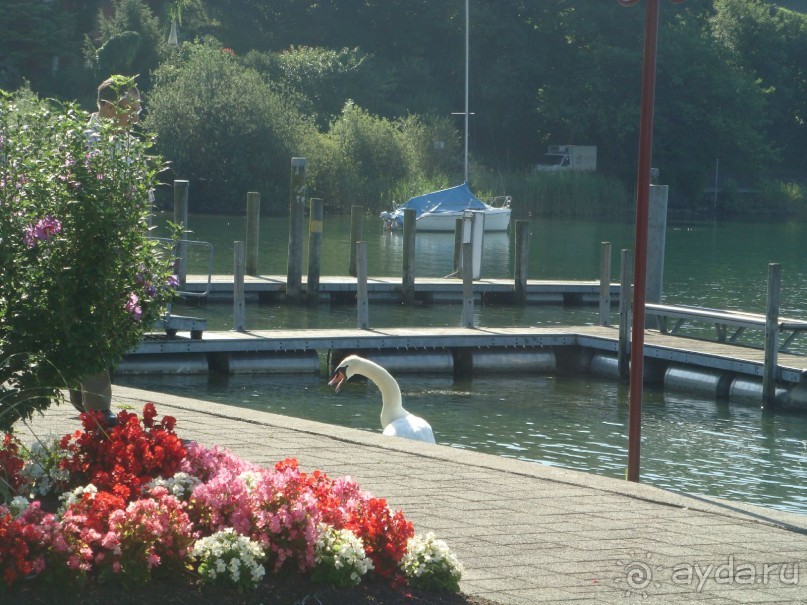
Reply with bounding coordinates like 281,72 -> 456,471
117,371 -> 807,515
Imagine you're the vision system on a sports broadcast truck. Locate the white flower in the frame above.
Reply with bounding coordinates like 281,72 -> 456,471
401,533 -> 464,592
58,483 -> 98,513
18,439 -> 71,498
189,529 -> 266,590
9,496 -> 31,517
237,470 -> 260,492
313,524 -> 373,587
145,472 -> 201,500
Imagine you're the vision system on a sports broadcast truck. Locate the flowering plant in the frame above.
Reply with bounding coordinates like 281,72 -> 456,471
58,403 -> 186,502
0,434 -> 25,502
0,88 -> 178,431
312,524 -> 374,587
347,496 -> 414,586
0,404 -> 463,595
189,528 -> 266,591
18,438 -> 71,500
401,532 -> 464,592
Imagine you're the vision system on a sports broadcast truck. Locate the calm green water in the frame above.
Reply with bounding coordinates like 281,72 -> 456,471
124,214 -> 807,515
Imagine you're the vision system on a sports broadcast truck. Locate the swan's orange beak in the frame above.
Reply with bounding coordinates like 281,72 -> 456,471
328,368 -> 347,393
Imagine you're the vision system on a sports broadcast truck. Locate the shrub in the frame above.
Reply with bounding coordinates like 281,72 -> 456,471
0,87 -> 177,431
145,41 -> 317,213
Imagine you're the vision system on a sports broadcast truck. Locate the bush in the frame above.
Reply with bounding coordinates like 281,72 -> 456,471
0,88 -> 177,431
145,42 -> 317,213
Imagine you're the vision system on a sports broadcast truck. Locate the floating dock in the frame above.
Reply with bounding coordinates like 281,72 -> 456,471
120,325 -> 807,410
181,274 -> 620,306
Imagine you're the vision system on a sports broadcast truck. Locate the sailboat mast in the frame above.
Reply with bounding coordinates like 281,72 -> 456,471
464,0 -> 469,183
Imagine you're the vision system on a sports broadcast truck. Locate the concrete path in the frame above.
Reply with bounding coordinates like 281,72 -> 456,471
18,386 -> 807,604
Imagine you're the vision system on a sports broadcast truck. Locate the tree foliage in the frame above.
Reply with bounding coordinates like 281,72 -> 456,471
3,1 -> 807,213
145,42 -> 317,212
0,89 -> 178,430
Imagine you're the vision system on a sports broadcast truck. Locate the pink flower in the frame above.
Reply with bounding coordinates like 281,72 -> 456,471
124,292 -> 143,321
23,215 -> 62,248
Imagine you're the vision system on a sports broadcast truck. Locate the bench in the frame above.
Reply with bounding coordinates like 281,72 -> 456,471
645,303 -> 807,353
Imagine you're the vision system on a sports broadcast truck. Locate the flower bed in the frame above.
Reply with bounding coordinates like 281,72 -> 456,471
0,404 -> 463,598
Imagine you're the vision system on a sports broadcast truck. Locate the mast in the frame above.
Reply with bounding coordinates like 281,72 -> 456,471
464,0 -> 469,183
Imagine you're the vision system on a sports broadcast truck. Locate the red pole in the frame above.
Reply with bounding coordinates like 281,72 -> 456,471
627,0 -> 660,482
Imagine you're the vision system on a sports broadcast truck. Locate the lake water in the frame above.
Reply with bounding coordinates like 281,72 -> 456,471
121,214 -> 807,515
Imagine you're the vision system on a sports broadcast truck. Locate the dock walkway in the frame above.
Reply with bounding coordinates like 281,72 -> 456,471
22,386 -> 807,604
181,273 -> 620,305
126,325 -> 807,397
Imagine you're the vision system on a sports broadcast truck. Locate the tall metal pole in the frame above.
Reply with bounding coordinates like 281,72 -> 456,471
464,0 -> 469,183
623,0 -> 660,483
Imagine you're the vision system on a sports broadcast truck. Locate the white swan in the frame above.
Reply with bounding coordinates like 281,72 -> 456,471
328,355 -> 436,444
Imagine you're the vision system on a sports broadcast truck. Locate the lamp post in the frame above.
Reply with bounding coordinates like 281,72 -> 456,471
616,0 -> 684,482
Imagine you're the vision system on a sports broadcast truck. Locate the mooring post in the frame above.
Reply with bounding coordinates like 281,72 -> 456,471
348,206 -> 364,277
618,248 -> 633,380
600,241 -> 612,326
462,242 -> 475,328
245,192 -> 260,276
307,198 -> 324,304
233,240 -> 245,332
356,241 -> 369,329
287,158 -> 307,300
514,220 -> 530,305
402,208 -> 416,304
173,179 -> 189,285
646,183 -> 668,328
453,218 -> 463,275
762,263 -> 781,409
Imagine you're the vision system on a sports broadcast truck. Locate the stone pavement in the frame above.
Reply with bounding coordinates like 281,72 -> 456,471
18,385 -> 807,605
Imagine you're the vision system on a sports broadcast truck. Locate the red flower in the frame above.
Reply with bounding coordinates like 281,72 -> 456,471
59,404 -> 186,502
0,434 -> 25,495
347,497 -> 414,586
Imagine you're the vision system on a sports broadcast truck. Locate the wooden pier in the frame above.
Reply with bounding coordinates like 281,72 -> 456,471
121,324 -> 807,409
180,274 -> 621,306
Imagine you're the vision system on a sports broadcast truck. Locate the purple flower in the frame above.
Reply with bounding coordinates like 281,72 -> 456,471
23,215 -> 62,248
124,292 -> 143,321
166,275 -> 180,289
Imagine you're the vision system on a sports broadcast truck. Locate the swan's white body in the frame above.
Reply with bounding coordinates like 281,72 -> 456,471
329,355 -> 436,444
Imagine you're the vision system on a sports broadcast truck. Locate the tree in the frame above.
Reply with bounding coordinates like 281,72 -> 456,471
0,88 -> 177,431
0,2 -> 75,93
145,41 -> 317,212
710,0 -> 807,177
88,0 -> 164,89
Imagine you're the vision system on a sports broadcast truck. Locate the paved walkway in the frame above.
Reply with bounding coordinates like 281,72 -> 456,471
19,386 -> 807,604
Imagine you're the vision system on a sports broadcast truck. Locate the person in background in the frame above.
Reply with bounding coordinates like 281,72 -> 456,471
69,76 -> 143,426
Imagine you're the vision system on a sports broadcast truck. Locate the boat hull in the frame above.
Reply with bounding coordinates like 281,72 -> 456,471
414,207 -> 511,232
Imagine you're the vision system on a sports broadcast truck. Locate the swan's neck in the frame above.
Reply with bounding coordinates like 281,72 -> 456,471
357,359 -> 408,428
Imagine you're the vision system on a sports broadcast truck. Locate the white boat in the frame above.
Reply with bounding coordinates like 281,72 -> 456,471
380,183 -> 511,232
380,0 -> 512,233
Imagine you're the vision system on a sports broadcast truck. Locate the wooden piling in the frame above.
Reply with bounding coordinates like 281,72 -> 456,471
402,208 -> 416,304
514,221 -> 530,305
618,249 -> 633,380
348,206 -> 364,277
453,218 -> 463,275
356,242 -> 369,329
287,158 -> 307,300
462,242 -> 475,328
307,198 -> 323,304
599,242 -> 612,326
233,241 -> 245,332
245,192 -> 260,276
173,180 -> 189,285
762,263 -> 781,409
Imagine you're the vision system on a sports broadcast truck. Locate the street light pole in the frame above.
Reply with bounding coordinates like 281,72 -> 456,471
616,0 -> 684,482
